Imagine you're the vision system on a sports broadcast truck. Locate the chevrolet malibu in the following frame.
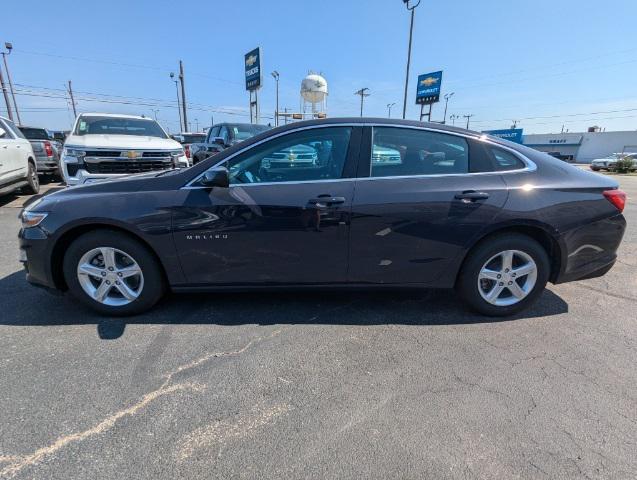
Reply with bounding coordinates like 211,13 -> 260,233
19,119 -> 627,316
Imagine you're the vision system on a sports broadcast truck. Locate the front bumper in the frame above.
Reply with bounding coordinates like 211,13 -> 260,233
555,213 -> 626,284
19,225 -> 58,290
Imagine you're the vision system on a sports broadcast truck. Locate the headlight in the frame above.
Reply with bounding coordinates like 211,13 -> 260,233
170,149 -> 185,157
21,211 -> 49,228
62,148 -> 86,163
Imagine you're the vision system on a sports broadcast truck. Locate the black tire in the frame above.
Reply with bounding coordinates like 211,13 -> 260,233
590,167 -> 600,172
22,161 -> 40,195
456,233 -> 550,316
63,230 -> 166,316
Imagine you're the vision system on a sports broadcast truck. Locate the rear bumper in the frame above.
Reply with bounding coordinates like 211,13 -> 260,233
35,154 -> 60,173
554,213 -> 626,284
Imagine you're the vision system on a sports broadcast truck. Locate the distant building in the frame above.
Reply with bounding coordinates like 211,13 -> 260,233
523,130 -> 637,163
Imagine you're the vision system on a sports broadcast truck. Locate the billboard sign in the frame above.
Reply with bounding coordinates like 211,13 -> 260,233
416,71 -> 443,105
245,47 -> 262,91
482,128 -> 524,144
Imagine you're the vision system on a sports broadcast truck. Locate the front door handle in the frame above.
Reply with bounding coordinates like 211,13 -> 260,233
454,190 -> 490,202
308,195 -> 346,207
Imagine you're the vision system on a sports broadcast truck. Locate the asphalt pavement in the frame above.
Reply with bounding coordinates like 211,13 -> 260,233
0,176 -> 636,479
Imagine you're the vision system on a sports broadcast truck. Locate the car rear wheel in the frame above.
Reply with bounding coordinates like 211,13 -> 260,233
63,230 -> 165,316
23,162 -> 40,194
456,233 -> 550,316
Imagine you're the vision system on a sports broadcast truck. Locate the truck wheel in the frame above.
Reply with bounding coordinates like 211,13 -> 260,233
23,162 -> 40,194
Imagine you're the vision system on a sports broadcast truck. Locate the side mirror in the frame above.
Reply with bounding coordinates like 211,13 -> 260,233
198,167 -> 229,188
0,127 -> 6,138
213,136 -> 226,147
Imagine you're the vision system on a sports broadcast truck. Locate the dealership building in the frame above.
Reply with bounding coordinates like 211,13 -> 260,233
522,130 -> 637,163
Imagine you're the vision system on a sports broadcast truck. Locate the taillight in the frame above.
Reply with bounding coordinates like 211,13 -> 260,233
603,189 -> 626,212
185,145 -> 191,159
44,141 -> 53,157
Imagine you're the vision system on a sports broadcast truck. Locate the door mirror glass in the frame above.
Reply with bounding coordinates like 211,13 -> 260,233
198,167 -> 229,188
213,137 -> 226,146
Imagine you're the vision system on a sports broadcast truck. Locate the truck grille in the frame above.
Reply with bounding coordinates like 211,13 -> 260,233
84,161 -> 172,174
85,151 -> 122,158
83,150 -> 173,159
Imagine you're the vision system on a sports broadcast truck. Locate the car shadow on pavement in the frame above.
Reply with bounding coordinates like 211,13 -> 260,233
0,271 -> 569,340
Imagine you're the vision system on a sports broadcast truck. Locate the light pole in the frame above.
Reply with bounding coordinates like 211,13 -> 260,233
170,72 -> 183,132
401,0 -> 421,119
449,114 -> 458,126
387,102 -> 396,118
2,42 -> 21,125
355,88 -> 370,117
151,109 -> 159,120
463,114 -> 474,129
271,71 -> 280,127
443,92 -> 454,124
179,61 -> 188,132
194,118 -> 199,132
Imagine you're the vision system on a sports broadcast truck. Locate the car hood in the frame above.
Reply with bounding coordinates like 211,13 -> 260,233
64,134 -> 182,150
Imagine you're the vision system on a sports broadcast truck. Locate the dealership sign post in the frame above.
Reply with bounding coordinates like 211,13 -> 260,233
482,128 -> 524,144
415,70 -> 442,122
245,47 -> 262,123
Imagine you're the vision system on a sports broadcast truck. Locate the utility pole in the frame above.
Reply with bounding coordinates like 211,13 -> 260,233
195,118 -> 199,132
271,71 -> 280,127
152,109 -> 159,120
67,80 -> 77,118
0,64 -> 13,121
170,72 -> 183,132
284,107 -> 289,125
401,0 -> 421,119
387,102 -> 396,118
463,114 -> 474,129
179,61 -> 188,132
443,92 -> 455,124
355,88 -> 370,117
511,119 -> 519,129
2,43 -> 21,125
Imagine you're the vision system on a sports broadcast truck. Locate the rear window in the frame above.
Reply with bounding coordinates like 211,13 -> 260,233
74,116 -> 167,138
489,147 -> 526,171
19,127 -> 49,140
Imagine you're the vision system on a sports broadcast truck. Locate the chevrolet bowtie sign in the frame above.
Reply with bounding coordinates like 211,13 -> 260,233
245,47 -> 262,91
416,71 -> 443,105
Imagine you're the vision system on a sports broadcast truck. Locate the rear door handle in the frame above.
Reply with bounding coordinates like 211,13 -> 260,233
454,190 -> 490,202
308,195 -> 346,207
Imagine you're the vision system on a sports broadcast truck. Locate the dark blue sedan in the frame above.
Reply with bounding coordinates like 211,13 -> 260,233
19,118 -> 626,316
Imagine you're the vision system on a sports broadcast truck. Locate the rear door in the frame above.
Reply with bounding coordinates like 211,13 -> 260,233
173,125 -> 361,285
0,118 -> 24,181
349,126 -> 509,285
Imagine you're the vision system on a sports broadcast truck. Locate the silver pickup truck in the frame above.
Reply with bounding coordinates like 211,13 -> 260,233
18,126 -> 61,179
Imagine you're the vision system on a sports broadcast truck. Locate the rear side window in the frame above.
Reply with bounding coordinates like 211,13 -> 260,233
371,127 -> 469,177
488,147 -> 525,171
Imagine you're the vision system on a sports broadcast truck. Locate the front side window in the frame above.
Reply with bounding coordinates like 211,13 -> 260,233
222,126 -> 352,184
0,120 -> 12,139
3,119 -> 26,139
371,127 -> 469,177
489,147 -> 526,171
208,126 -> 221,139
74,116 -> 167,138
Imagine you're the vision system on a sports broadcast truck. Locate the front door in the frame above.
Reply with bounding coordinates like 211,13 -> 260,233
173,125 -> 361,285
349,126 -> 509,285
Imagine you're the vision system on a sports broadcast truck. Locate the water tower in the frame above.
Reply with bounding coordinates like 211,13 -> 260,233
300,72 -> 328,117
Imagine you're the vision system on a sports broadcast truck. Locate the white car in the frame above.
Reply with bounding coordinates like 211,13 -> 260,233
590,153 -> 637,171
0,115 -> 39,196
61,113 -> 189,186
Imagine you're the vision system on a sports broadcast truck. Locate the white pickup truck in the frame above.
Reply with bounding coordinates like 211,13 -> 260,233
0,115 -> 39,196
61,113 -> 189,186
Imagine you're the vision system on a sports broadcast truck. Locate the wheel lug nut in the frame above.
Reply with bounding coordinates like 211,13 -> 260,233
117,272 -> 122,277
116,281 -> 120,285
505,268 -> 509,273
508,281 -> 513,285
101,272 -> 106,276
105,280 -> 111,285
108,267 -> 114,271
497,274 -> 501,279
499,282 -> 504,286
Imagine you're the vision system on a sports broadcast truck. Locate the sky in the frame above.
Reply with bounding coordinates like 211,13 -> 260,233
2,0 -> 637,134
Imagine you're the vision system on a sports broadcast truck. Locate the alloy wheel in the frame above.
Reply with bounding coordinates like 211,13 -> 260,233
76,247 -> 144,306
477,250 -> 537,307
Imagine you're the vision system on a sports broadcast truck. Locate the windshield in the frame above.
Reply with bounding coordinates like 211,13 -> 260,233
19,127 -> 50,140
231,124 -> 270,142
74,116 -> 168,138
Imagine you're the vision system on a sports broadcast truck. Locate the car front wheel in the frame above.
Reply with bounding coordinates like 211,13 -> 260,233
63,230 -> 166,316
457,233 -> 550,316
